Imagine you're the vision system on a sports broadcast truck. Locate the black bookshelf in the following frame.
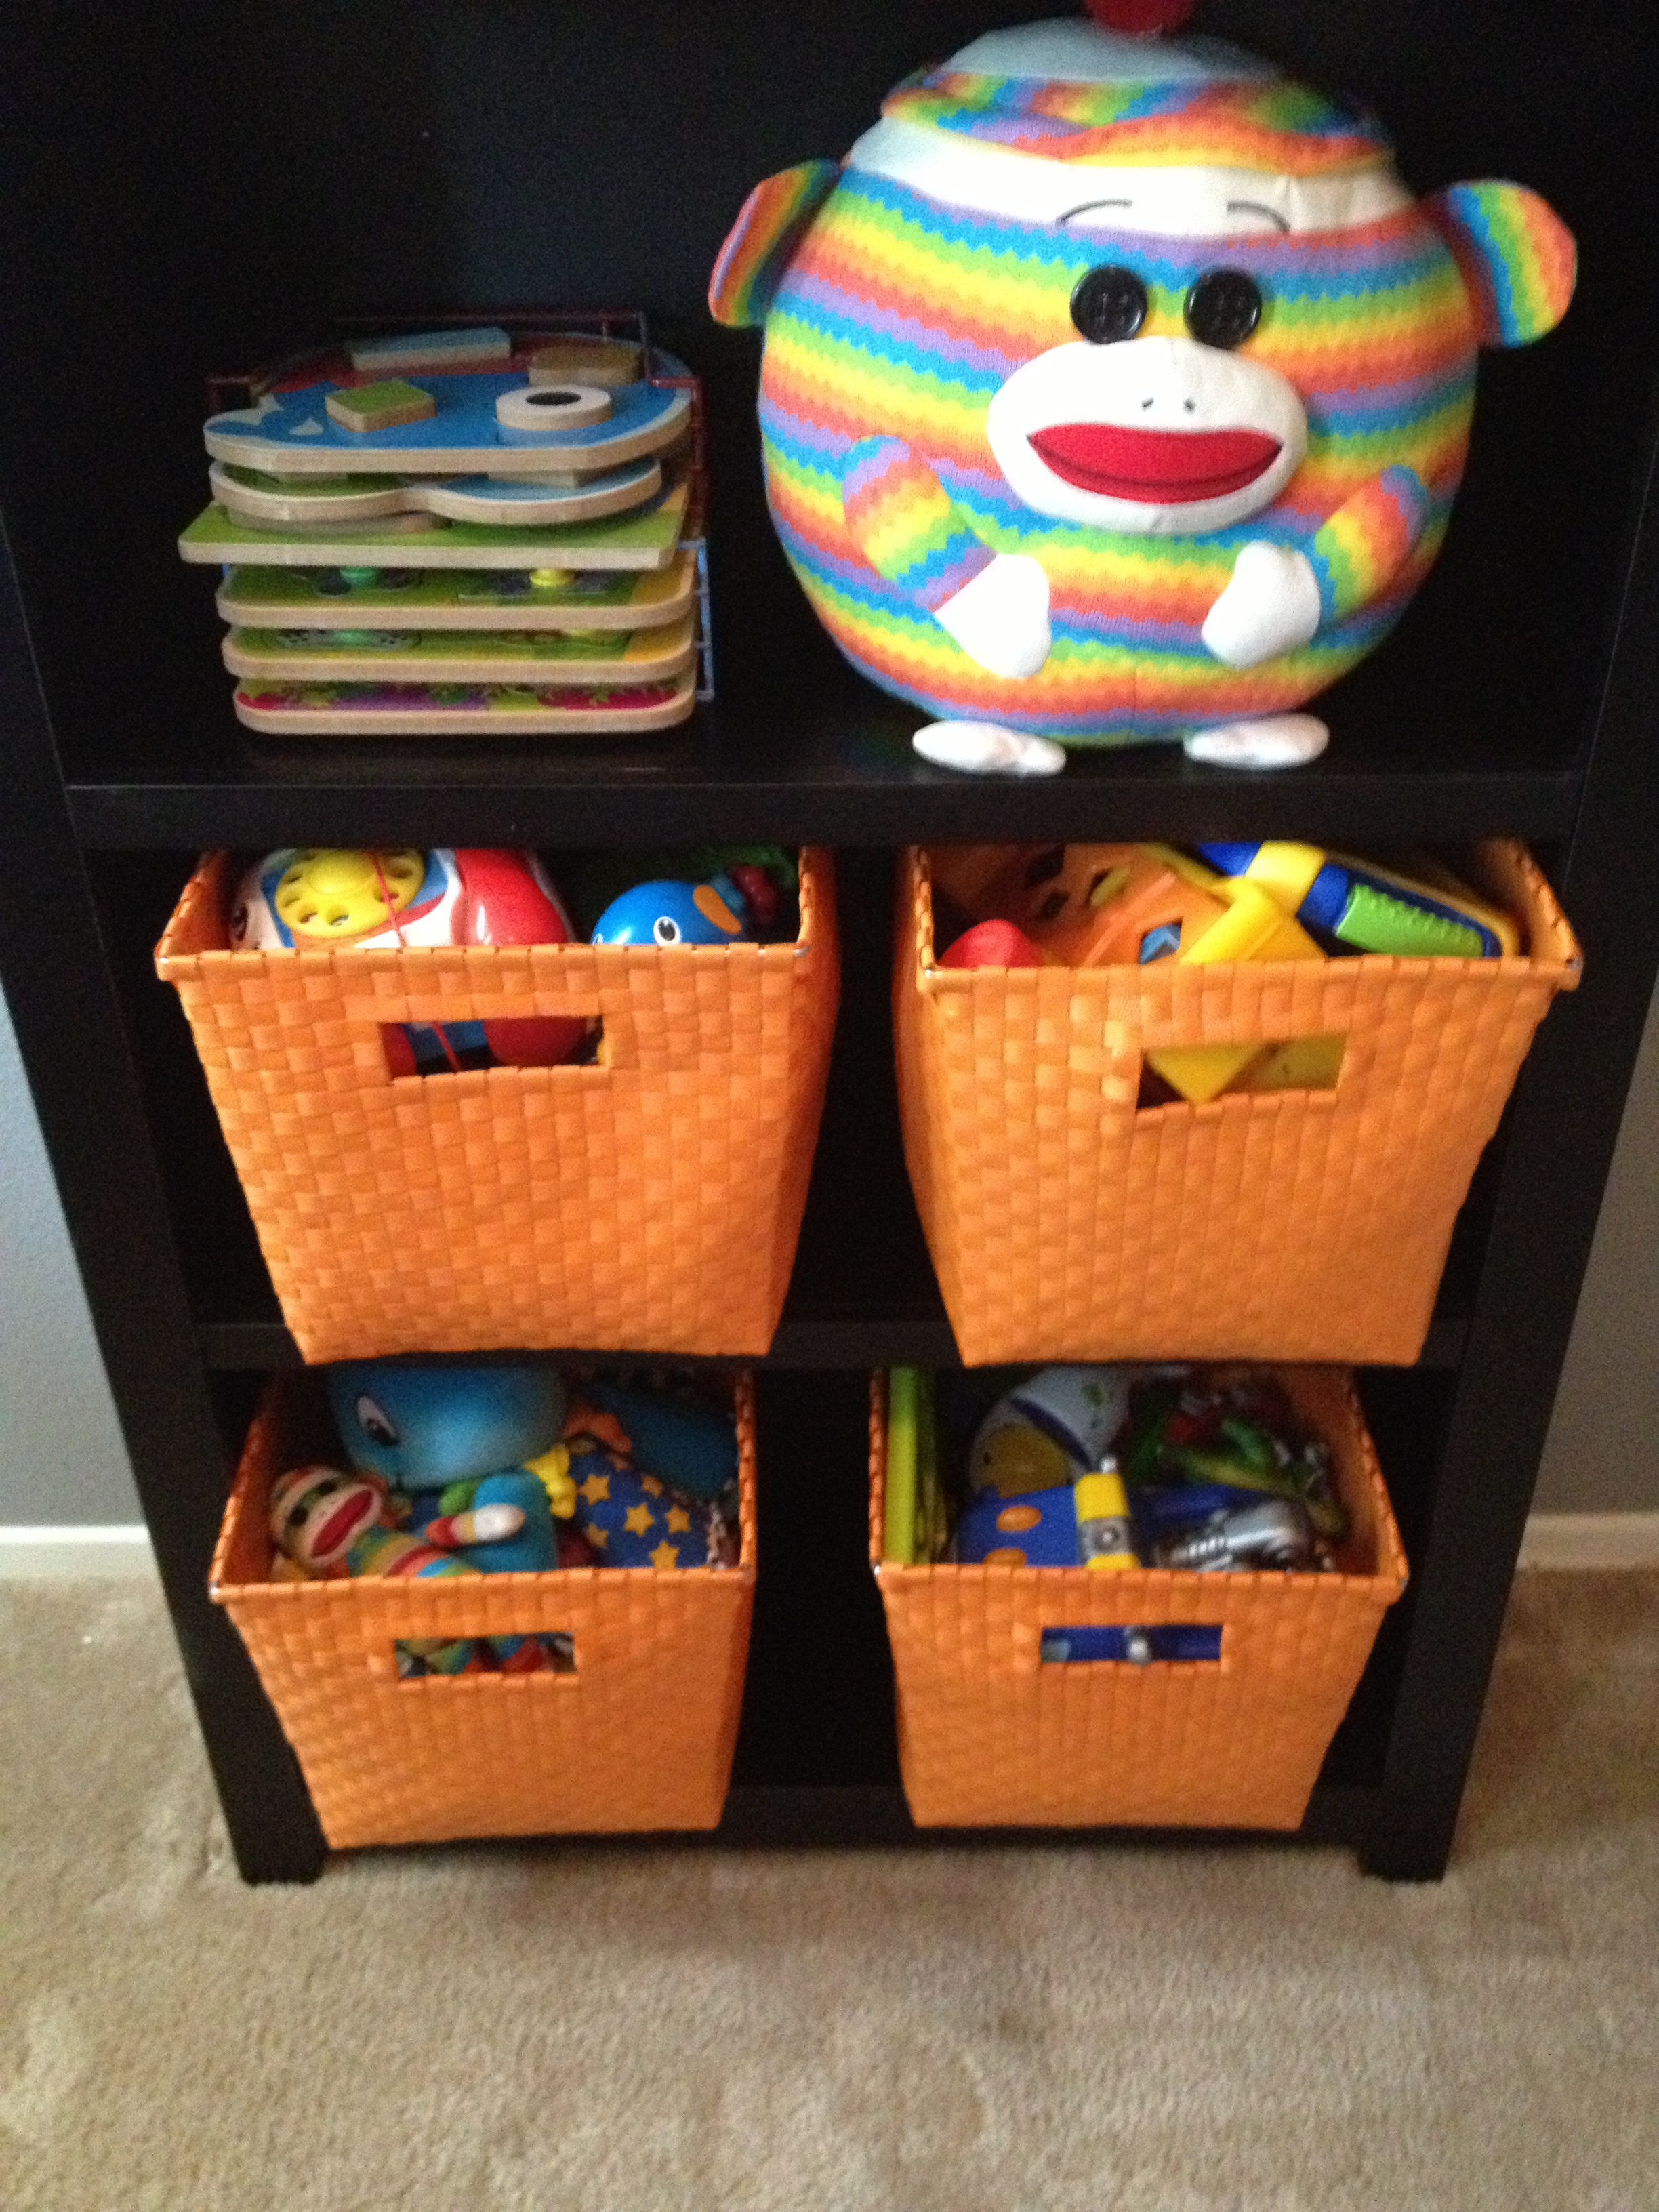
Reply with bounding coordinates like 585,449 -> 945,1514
4,0 -> 1659,1884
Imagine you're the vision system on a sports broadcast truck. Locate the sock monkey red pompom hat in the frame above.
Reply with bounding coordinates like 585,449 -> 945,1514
710,0 -> 1574,770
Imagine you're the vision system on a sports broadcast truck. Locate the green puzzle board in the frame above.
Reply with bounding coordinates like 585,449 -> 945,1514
179,480 -> 688,570
216,554 -> 697,631
223,619 -> 695,683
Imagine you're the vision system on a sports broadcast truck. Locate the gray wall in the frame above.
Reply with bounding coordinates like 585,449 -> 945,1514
1,967 -> 1656,1525
1533,972 -> 1659,1511
0,982 -> 138,1521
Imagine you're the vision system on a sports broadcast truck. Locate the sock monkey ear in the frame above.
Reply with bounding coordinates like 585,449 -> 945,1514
709,160 -> 842,328
1083,0 -> 1199,33
1426,182 -> 1576,348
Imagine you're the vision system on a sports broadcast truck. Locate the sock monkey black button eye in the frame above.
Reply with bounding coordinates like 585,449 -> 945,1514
1185,269 -> 1263,350
1071,265 -> 1149,345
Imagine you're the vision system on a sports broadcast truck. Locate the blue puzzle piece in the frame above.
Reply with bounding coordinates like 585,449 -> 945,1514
1138,922 -> 1183,964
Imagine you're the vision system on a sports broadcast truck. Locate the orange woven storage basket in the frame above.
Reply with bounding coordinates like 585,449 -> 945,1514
212,1374 -> 758,1847
869,1368 -> 1406,1830
895,842 -> 1579,1366
157,848 -> 838,1361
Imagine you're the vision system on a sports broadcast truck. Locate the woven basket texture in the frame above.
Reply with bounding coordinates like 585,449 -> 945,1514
869,1368 -> 1406,1830
157,851 -> 838,1361
895,842 -> 1578,1366
212,1375 -> 758,1847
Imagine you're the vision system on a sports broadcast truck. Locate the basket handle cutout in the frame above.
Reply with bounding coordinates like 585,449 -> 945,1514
1039,1624 -> 1225,1666
381,1017 -> 605,1080
1138,1032 -> 1345,1110
387,1629 -> 577,1681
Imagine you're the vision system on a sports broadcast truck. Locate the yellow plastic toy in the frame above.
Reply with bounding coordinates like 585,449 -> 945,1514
1137,848 -> 1325,1103
1200,841 -> 1521,958
1074,1465 -> 1137,1572
271,848 -> 424,941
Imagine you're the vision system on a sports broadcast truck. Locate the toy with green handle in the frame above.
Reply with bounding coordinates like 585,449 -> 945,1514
1199,842 -> 1520,958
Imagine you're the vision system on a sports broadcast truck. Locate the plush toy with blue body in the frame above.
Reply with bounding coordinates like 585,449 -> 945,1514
327,1362 -> 573,1573
326,1363 -> 741,1574
582,1380 -> 739,1502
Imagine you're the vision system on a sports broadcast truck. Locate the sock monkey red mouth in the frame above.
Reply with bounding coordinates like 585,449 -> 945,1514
1027,424 -> 1283,503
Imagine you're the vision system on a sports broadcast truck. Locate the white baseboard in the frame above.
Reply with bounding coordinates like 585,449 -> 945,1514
1517,1511 -> 1659,1571
0,1525 -> 157,1577
1,1515 -> 1653,1578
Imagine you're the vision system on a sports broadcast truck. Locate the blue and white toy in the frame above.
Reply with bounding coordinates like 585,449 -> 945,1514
327,1362 -> 571,1574
590,874 -> 758,947
968,1365 -> 1136,1496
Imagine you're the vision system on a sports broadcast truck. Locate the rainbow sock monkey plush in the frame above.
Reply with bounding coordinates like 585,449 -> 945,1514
710,0 -> 1574,771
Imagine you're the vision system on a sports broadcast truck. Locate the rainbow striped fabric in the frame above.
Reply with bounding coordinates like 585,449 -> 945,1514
757,168 -> 1479,741
1429,182 -> 1577,347
709,160 -> 840,330
843,436 -> 996,609
1306,467 -> 1429,623
882,68 -> 1391,173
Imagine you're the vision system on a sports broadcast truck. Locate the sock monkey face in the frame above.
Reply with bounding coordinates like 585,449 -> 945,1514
987,329 -> 1308,534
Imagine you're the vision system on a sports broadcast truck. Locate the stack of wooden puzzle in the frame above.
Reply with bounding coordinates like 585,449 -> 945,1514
178,322 -> 703,736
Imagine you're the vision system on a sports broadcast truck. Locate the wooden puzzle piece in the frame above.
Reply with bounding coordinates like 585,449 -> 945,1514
222,615 -> 696,684
215,551 -> 699,631
232,670 -> 697,735
207,505 -> 447,541
527,335 -> 643,387
205,373 -> 689,477
495,384 -> 611,432
210,456 -> 663,530
348,327 -> 512,375
325,380 -> 437,433
179,480 -> 690,571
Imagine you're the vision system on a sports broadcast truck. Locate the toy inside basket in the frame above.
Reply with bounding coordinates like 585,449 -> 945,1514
156,846 -> 838,1360
212,1369 -> 758,1847
895,840 -> 1579,1366
869,1366 -> 1407,1831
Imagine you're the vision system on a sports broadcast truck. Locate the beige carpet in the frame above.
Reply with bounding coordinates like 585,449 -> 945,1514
1,1572 -> 1654,2212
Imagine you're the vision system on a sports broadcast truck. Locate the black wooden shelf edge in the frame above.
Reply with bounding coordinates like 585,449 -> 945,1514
710,1781 -> 1379,1853
323,1782 -> 1379,1864
67,765 -> 1584,852
194,1311 -> 1468,1373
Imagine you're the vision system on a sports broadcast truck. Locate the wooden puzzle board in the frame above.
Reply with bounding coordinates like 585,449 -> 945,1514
215,553 -> 698,632
210,456 -> 663,529
233,670 -> 697,735
205,373 -> 689,477
245,334 -> 669,398
180,480 -> 689,570
222,617 -> 695,684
